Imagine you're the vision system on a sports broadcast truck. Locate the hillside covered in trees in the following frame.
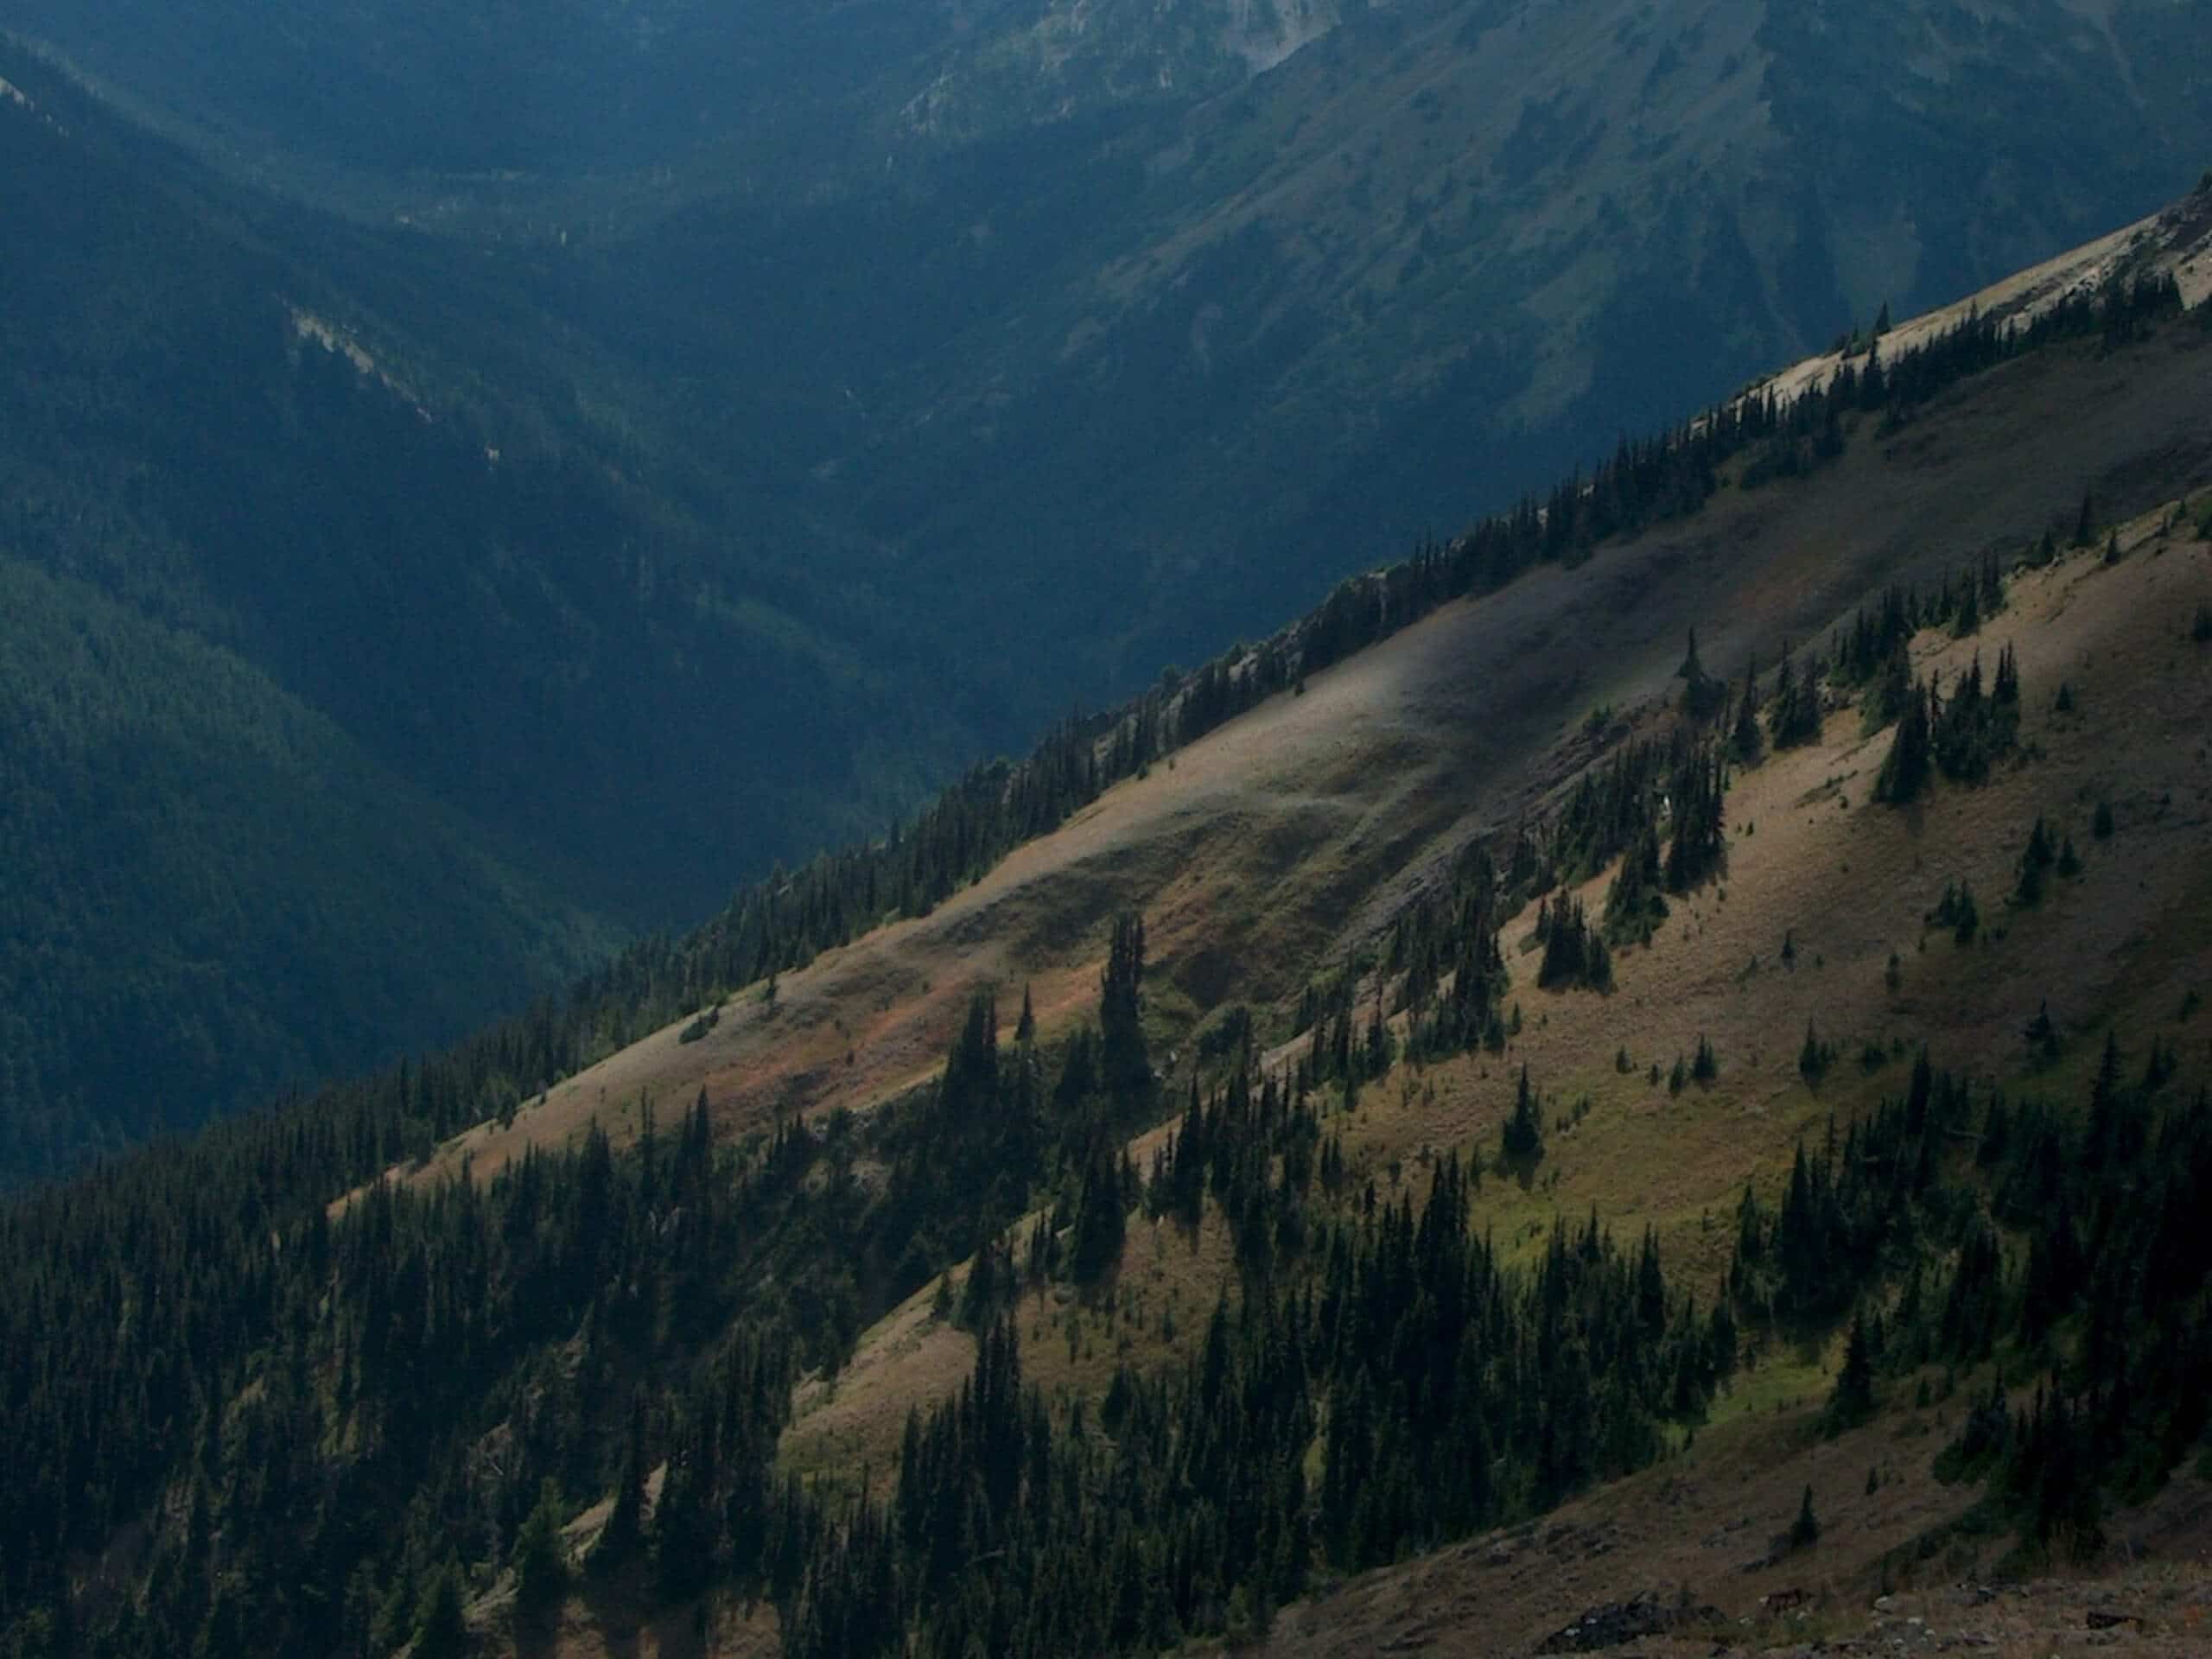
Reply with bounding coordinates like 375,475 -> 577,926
3,213 -> 2212,1656
4,4 -> 2211,1178
0,43 -> 972,1176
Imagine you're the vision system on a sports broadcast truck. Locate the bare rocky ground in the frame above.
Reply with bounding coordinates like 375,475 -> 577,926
1607,1567 -> 2212,1657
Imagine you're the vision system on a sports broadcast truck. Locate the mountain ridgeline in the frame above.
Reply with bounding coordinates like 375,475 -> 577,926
0,43 -> 976,1177
3,2 -> 2211,1175
2,214 -> 2210,1656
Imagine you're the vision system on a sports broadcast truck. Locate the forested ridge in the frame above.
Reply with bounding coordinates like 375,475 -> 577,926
0,259 -> 2206,1656
551,264 -> 2193,1023
10,912 -> 2212,1655
2,4 -> 2199,1181
0,41 -> 970,1177
0,555 -> 610,1180
0,900 -> 1735,1657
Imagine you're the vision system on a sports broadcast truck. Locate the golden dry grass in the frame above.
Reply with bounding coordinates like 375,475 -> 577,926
779,1197 -> 1241,1487
782,1286 -> 976,1490
341,321 -> 2212,1231
444,310 -> 2212,1659
777,512 -> 2212,1510
1310,517 -> 2212,1294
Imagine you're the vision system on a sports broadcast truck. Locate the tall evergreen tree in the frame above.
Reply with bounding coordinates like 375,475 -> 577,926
413,1561 -> 470,1659
512,1482 -> 570,1615
1099,914 -> 1154,1112
1731,651 -> 1764,762
1875,678 -> 1934,803
1825,1308 -> 1877,1433
1502,1065 -> 1545,1161
1070,1148 -> 1128,1285
592,1393 -> 649,1576
1677,627 -> 1724,720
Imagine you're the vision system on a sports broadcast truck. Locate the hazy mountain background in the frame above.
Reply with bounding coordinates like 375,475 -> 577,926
2,0 -> 2207,1174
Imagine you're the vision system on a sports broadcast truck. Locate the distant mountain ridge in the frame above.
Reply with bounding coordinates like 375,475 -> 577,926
0,2 -> 2206,1175
0,554 -> 610,1179
0,44 -> 979,1178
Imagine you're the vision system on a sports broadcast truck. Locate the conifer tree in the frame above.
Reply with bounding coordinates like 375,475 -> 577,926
1789,1485 -> 1821,1549
1501,1065 -> 1544,1161
512,1481 -> 569,1616
1875,678 -> 1933,803
1825,1309 -> 1877,1433
1676,627 -> 1723,720
1951,579 -> 1980,637
1098,915 -> 1154,1112
1731,651 -> 1764,762
1993,644 -> 2019,708
412,1560 -> 469,1659
1860,643 -> 1913,735
1951,880 -> 1980,944
1604,823 -> 1669,941
1768,643 -> 1821,747
1799,1020 -> 1831,1084
592,1394 -> 648,1576
1070,1148 -> 1128,1285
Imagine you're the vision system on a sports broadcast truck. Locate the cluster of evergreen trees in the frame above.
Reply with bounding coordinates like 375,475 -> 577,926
1297,684 -> 1758,1109
966,1030 -> 2212,1644
0,1084 -> 809,1659
783,1101 -> 1729,1659
1727,1035 -> 2212,1567
1876,645 -> 2023,804
1597,741 -> 1729,946
1536,895 -> 1614,992
1379,840 -> 1513,1063
0,922 -> 1160,1658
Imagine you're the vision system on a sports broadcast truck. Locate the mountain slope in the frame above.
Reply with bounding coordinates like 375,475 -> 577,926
0,46 -> 980,1174
406,209 -> 2212,1195
0,554 -> 608,1180
778,0 -> 2212,681
12,1 -> 2208,703
3,217 -> 2211,1658
1252,513 -> 2212,1650
4,7 -> 2208,1176
0,45 -> 965,913
745,307 -> 2212,1659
